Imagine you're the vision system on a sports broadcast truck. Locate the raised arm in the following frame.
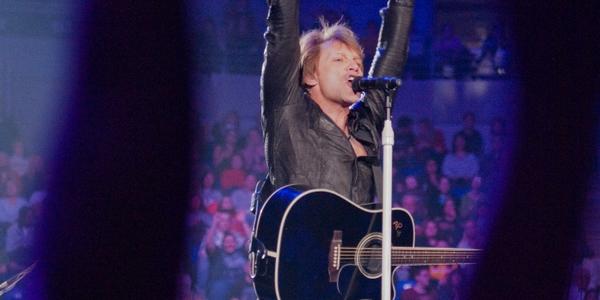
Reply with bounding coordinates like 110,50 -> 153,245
370,0 -> 414,77
260,0 -> 302,114
360,0 -> 414,131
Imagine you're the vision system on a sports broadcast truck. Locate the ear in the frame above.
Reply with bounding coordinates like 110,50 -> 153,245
303,71 -> 318,87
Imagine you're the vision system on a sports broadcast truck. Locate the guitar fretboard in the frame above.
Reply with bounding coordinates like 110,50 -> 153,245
337,246 -> 482,266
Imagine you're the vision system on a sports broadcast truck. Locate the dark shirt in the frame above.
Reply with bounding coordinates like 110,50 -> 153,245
260,0 -> 412,204
207,248 -> 246,282
456,129 -> 483,156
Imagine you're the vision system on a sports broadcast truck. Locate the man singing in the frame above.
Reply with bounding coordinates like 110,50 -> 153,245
259,0 -> 413,206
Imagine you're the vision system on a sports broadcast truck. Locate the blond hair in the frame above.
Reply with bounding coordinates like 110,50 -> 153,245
300,19 -> 364,87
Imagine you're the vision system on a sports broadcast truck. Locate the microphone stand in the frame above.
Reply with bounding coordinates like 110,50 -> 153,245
381,87 -> 397,300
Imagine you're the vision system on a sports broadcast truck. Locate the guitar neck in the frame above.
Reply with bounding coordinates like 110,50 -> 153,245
391,246 -> 481,266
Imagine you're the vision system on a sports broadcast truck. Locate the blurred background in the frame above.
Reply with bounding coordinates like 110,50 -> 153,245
0,0 -> 597,299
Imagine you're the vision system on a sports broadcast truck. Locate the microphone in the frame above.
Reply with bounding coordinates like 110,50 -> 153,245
351,77 -> 402,93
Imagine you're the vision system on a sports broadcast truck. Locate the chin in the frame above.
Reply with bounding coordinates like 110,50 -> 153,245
341,99 -> 357,107
346,94 -> 362,104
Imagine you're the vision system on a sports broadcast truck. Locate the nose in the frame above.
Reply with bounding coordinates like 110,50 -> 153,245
348,61 -> 361,74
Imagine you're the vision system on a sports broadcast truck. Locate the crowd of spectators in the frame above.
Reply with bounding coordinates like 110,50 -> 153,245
185,110 -> 509,300
195,4 -> 514,79
431,22 -> 513,79
185,111 -> 265,300
389,112 -> 507,299
0,117 -> 46,299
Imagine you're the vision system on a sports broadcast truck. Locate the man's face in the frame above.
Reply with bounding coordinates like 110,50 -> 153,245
307,40 -> 363,106
223,235 -> 237,253
405,176 -> 418,190
216,213 -> 231,231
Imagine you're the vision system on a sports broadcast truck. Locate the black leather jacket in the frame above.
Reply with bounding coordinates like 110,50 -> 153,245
260,0 -> 413,205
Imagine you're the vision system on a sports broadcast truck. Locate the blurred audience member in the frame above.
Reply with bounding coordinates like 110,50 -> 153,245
442,133 -> 479,201
454,112 -> 483,156
396,116 -> 416,155
224,0 -> 262,74
438,268 -> 466,300
240,128 -> 265,174
433,24 -> 472,79
8,141 -> 28,177
457,219 -> 479,249
415,118 -> 446,163
423,159 -> 442,207
197,17 -> 223,74
212,129 -> 239,171
28,191 -> 45,221
429,261 -> 456,288
427,176 -> 454,218
396,116 -> 420,177
404,175 -> 422,197
480,134 -> 508,180
220,154 -> 247,190
200,171 -> 222,215
582,249 -> 600,300
442,134 -> 479,181
188,194 -> 210,230
436,199 -> 460,246
205,232 -> 247,300
21,155 -> 45,199
400,193 -> 427,226
459,176 -> 485,220
0,180 -> 27,225
217,196 -> 251,244
239,261 -> 258,300
5,207 -> 35,271
231,174 -> 257,214
401,267 -> 438,300
393,179 -> 406,206
474,23 -> 511,76
433,239 -> 456,285
416,219 -> 440,247
0,153 -> 13,195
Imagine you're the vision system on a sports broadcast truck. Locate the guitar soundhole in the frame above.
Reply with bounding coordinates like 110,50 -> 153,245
355,233 -> 383,279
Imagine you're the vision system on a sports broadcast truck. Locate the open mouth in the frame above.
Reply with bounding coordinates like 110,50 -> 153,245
348,76 -> 365,95
347,76 -> 357,91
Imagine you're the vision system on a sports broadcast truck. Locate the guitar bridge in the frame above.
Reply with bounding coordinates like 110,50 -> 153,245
328,230 -> 342,282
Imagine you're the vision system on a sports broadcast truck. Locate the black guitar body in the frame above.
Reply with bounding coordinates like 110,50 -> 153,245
251,185 -> 415,300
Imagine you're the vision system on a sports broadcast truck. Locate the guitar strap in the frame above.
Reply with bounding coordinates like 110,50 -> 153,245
250,173 -> 272,215
249,174 -> 274,281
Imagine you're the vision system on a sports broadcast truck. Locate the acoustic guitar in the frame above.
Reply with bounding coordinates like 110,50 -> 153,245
250,185 -> 481,299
